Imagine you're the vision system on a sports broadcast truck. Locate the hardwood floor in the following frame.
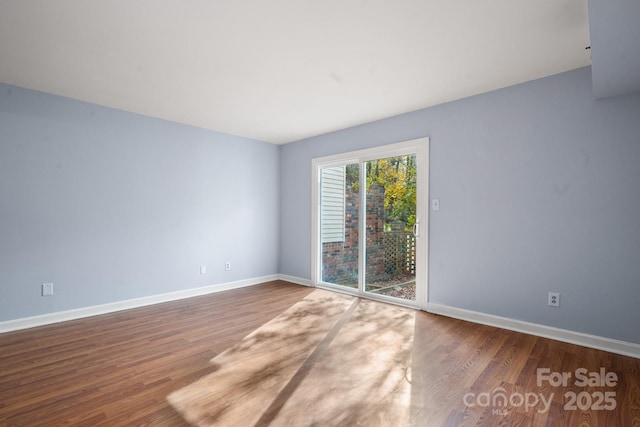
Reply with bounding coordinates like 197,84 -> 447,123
0,281 -> 314,426
0,281 -> 638,426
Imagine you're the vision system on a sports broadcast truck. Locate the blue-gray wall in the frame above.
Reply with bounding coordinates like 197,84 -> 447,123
280,67 -> 640,344
3,66 -> 640,345
0,84 -> 280,322
589,0 -> 640,98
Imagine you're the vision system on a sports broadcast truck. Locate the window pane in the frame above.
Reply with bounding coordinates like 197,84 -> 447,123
321,163 -> 359,288
364,155 -> 417,301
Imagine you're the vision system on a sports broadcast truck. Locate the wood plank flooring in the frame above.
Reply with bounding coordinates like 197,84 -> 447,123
0,280 -> 639,426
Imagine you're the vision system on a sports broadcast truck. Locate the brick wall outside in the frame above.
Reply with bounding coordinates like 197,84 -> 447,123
322,183 -> 414,286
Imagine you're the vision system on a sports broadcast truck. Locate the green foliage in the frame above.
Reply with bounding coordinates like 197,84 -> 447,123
344,156 -> 417,230
345,163 -> 360,188
368,155 -> 417,229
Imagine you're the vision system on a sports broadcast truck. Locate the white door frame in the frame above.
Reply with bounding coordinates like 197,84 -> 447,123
311,137 -> 429,309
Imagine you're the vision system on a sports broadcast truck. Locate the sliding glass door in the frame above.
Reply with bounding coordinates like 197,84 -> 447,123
313,138 -> 428,308
363,154 -> 417,301
319,162 -> 360,289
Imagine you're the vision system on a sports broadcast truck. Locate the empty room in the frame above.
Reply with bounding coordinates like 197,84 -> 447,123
1,1 -> 640,426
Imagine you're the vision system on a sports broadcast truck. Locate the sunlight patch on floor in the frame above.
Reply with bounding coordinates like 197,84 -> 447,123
167,289 -> 415,426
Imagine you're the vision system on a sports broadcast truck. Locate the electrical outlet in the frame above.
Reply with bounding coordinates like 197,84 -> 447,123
548,292 -> 560,307
42,283 -> 54,296
200,265 -> 207,275
225,261 -> 231,271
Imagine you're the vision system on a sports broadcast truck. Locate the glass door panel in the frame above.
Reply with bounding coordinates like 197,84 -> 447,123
364,155 -> 417,302
314,138 -> 427,308
320,163 -> 360,289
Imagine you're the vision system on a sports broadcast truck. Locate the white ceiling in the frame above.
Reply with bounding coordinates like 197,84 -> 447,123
0,0 -> 591,144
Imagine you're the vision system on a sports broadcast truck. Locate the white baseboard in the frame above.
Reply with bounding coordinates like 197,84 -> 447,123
8,277 -> 634,360
277,274 -> 314,287
427,303 -> 640,359
272,278 -> 640,359
0,275 -> 279,334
